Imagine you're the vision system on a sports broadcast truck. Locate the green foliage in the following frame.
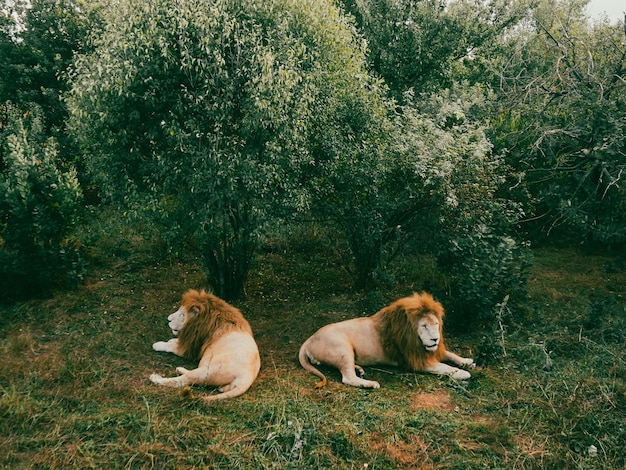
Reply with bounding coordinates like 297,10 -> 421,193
306,0 -> 533,313
413,88 -> 531,322
67,0 -> 378,299
0,104 -> 84,301
486,0 -> 626,245
313,81 -> 530,322
438,226 -> 531,324
344,0 -> 528,101
0,0 -> 96,167
302,56 -> 401,289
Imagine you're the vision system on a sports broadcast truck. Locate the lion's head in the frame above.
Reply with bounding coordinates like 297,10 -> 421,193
416,311 -> 442,352
373,292 -> 446,370
169,289 -> 253,361
167,307 -> 187,336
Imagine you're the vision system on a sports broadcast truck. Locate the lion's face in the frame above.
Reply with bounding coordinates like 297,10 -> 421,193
168,307 -> 189,336
416,313 -> 441,351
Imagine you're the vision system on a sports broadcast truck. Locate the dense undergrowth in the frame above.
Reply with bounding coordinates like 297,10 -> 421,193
0,220 -> 625,469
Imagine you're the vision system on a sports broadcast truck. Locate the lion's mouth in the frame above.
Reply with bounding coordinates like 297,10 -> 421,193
171,328 -> 180,336
425,343 -> 438,351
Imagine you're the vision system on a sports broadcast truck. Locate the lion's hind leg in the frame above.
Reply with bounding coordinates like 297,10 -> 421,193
150,366 -> 210,388
340,368 -> 380,389
150,373 -> 186,388
310,345 -> 380,389
339,361 -> 380,389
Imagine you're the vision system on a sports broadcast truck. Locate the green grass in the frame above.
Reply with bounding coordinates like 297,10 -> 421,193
1,226 -> 625,469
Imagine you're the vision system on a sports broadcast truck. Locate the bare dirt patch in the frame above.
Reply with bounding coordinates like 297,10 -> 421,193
411,390 -> 455,412
369,432 -> 435,470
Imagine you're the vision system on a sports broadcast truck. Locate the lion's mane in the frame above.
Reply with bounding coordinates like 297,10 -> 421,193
373,292 -> 446,371
177,289 -> 253,361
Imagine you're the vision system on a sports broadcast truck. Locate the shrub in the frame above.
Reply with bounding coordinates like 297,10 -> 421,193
0,105 -> 84,301
438,224 -> 531,326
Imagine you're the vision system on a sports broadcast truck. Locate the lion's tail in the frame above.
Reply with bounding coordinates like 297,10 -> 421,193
298,341 -> 327,388
201,374 -> 257,403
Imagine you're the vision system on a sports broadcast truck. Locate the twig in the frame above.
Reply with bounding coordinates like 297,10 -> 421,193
496,295 -> 510,357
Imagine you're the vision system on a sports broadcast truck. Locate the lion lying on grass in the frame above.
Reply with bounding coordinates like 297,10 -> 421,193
298,292 -> 475,389
150,289 -> 260,402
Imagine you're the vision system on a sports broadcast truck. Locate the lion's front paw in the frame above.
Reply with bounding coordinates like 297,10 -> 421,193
461,358 -> 476,369
450,368 -> 471,380
150,373 -> 164,384
152,341 -> 168,352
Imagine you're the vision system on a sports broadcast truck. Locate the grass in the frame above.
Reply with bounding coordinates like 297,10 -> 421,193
1,221 -> 625,469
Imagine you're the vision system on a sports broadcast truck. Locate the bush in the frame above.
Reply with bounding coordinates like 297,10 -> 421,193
438,224 -> 531,326
0,104 -> 84,301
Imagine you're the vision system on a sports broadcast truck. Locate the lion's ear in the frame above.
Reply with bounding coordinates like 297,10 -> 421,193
189,302 -> 206,317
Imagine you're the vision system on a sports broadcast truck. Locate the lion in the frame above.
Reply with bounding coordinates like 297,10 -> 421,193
150,289 -> 261,402
298,292 -> 475,389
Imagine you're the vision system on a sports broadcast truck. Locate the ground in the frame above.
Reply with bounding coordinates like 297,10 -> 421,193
1,231 -> 625,469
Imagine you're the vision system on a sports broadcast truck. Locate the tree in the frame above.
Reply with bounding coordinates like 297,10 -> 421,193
305,78 -> 529,313
0,0 -> 94,131
422,87 -> 530,321
67,0 -> 381,299
486,0 -> 626,244
341,0 -> 529,102
0,0 -> 99,175
301,0 -> 531,307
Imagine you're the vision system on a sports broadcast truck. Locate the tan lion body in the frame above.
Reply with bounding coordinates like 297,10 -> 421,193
299,292 -> 474,389
150,289 -> 260,402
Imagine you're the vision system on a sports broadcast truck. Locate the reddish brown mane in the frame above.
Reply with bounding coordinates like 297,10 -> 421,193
373,292 -> 446,370
177,289 -> 253,361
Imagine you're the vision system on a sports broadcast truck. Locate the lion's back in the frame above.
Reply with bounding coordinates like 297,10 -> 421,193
199,330 -> 260,375
304,317 -> 390,365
